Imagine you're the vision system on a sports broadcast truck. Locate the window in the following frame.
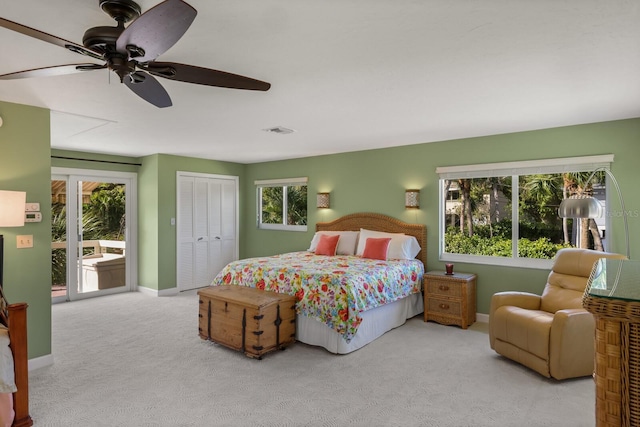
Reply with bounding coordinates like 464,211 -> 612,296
256,177 -> 308,231
437,155 -> 613,268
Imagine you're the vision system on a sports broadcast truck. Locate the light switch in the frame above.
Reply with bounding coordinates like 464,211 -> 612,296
17,235 -> 33,249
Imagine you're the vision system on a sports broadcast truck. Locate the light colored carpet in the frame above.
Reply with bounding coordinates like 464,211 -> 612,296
30,291 -> 595,426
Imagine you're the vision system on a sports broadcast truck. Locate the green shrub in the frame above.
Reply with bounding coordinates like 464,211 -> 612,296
445,228 -> 570,259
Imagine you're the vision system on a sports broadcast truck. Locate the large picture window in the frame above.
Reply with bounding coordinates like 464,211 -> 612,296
437,155 -> 614,268
256,177 -> 308,231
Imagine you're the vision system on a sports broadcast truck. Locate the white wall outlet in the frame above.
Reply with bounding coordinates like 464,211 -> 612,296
17,235 -> 33,249
25,202 -> 40,212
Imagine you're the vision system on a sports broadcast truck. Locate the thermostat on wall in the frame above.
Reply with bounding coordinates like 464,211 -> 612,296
25,212 -> 42,222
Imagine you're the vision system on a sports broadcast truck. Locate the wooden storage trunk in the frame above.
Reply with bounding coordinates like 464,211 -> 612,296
198,285 -> 296,359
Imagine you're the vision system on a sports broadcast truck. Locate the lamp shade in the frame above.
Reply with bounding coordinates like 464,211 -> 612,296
0,190 -> 26,227
558,195 -> 603,219
405,189 -> 420,209
317,192 -> 330,209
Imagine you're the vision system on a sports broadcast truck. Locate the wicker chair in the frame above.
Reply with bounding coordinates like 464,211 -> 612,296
489,248 -> 626,380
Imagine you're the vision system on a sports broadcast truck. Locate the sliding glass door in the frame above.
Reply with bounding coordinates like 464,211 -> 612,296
51,169 -> 137,302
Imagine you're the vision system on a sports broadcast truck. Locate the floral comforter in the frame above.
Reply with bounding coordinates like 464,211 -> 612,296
211,251 -> 424,342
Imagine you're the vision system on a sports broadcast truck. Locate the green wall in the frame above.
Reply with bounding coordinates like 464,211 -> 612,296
138,154 -> 245,292
52,151 -> 245,293
244,119 -> 640,314
0,101 -> 52,359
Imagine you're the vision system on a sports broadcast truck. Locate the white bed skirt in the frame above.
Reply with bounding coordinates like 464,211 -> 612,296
295,293 -> 424,354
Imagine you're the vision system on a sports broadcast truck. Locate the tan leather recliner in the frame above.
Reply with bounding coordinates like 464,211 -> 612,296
489,248 -> 626,380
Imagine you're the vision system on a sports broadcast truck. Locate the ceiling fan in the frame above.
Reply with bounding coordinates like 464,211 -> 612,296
0,0 -> 271,108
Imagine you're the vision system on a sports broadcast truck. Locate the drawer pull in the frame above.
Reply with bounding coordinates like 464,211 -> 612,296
439,303 -> 450,310
439,285 -> 450,291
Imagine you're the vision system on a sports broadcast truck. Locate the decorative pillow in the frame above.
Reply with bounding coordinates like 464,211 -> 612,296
362,237 -> 392,260
356,229 -> 421,260
308,231 -> 359,255
315,234 -> 341,256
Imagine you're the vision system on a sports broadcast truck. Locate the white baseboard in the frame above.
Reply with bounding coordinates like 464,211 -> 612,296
476,313 -> 489,323
137,286 -> 179,297
29,353 -> 54,371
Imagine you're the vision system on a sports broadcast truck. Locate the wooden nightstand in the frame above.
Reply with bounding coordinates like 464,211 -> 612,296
423,271 -> 476,329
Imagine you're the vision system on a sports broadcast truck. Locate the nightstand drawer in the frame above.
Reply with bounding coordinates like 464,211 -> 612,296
426,279 -> 463,298
426,297 -> 461,316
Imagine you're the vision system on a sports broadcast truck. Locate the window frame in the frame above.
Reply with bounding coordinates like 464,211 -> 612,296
255,177 -> 308,232
437,155 -> 614,269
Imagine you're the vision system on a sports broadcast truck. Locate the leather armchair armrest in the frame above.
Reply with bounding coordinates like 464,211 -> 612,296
549,308 -> 595,380
490,291 -> 541,317
489,292 -> 542,350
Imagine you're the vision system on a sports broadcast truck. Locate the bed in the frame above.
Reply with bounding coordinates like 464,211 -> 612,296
210,212 -> 426,354
0,286 -> 32,427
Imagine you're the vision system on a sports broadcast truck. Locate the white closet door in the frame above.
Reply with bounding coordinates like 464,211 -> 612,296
178,173 -> 237,291
178,178 -> 196,290
193,178 -> 211,288
208,179 -> 237,277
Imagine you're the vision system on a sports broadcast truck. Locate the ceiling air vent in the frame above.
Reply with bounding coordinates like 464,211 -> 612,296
263,126 -> 295,135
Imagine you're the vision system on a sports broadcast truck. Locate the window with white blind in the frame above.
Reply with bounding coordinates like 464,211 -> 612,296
437,155 -> 614,268
255,177 -> 308,231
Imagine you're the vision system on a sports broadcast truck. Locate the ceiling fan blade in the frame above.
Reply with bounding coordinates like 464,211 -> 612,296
124,71 -> 172,108
0,63 -> 105,80
116,0 -> 196,62
0,17 -> 103,61
145,62 -> 271,91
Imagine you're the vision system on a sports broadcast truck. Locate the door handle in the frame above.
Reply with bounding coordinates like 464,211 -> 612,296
215,236 -> 221,240
197,237 -> 204,241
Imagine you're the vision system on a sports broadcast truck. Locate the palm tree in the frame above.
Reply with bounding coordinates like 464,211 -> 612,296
286,185 -> 307,226
261,187 -> 284,224
458,179 -> 473,236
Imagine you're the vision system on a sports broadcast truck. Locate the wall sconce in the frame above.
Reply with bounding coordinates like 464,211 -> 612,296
405,189 -> 420,209
317,192 -> 330,209
0,190 -> 27,289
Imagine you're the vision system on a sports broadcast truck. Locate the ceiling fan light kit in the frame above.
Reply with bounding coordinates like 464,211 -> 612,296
0,0 -> 271,108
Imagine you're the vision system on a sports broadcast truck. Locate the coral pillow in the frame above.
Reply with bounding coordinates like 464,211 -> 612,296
315,234 -> 341,256
362,237 -> 391,260
356,228 -> 421,260
308,231 -> 359,255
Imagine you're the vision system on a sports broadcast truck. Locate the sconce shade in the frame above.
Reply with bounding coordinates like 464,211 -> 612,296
558,195 -> 603,219
317,192 -> 330,209
405,189 -> 420,209
0,190 -> 26,227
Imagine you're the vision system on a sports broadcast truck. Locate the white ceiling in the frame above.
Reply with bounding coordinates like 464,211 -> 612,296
1,1 -> 639,164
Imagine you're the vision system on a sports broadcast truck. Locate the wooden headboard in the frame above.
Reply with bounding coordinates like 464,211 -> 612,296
316,212 -> 427,269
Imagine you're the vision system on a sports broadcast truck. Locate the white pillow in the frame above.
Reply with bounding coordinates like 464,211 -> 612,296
356,228 -> 421,260
390,235 -> 421,260
308,231 -> 360,256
